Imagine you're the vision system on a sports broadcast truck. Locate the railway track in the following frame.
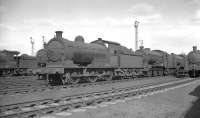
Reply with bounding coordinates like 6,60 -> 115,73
0,76 -> 160,96
0,76 -> 47,96
0,77 -> 197,118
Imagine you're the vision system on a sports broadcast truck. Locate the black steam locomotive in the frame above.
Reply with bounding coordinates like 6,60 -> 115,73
36,31 -> 189,85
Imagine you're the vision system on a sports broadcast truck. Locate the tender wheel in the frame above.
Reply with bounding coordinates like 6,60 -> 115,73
38,74 -> 47,80
69,77 -> 80,84
88,76 -> 98,83
47,77 -> 53,85
157,71 -> 162,76
104,75 -> 112,81
189,70 -> 196,78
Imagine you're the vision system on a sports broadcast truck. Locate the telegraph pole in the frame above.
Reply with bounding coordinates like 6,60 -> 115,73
42,36 -> 45,44
134,21 -> 139,50
30,37 -> 35,56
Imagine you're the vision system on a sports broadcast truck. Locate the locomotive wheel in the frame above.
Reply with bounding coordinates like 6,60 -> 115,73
149,71 -> 153,77
88,76 -> 98,83
160,71 -> 163,76
189,70 -> 196,78
153,71 -> 157,76
163,70 -> 168,76
69,77 -> 80,84
157,71 -> 160,76
38,75 -> 42,80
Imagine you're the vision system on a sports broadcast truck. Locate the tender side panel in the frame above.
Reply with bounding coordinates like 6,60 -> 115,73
119,55 -> 143,68
110,55 -> 119,67
19,59 -> 37,68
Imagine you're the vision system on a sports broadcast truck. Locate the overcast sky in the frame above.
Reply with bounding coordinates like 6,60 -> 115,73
0,0 -> 200,55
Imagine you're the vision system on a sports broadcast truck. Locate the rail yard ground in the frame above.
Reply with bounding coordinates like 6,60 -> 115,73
0,76 -> 180,106
0,76 -> 199,118
42,77 -> 200,118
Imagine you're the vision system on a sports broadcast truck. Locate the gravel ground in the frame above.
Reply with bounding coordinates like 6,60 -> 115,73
44,78 -> 200,118
0,76 -> 179,106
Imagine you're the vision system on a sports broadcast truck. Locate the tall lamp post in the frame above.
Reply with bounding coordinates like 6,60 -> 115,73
30,37 -> 35,56
134,21 -> 139,51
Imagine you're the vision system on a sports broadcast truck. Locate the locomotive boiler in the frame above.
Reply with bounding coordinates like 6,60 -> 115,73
187,46 -> 200,77
45,31 -> 109,67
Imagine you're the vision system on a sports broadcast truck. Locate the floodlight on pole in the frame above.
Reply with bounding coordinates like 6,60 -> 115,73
30,37 -> 35,56
134,20 -> 139,50
139,40 -> 143,47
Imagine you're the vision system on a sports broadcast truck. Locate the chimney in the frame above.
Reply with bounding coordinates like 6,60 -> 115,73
193,46 -> 197,52
98,38 -> 102,40
139,46 -> 144,50
55,31 -> 63,39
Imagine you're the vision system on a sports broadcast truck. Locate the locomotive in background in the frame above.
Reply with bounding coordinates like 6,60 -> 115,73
0,50 -> 37,76
135,47 -> 187,77
187,46 -> 200,77
36,31 -> 190,85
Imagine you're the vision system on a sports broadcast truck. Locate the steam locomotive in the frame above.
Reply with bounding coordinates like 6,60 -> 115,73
0,50 -> 37,76
188,46 -> 200,77
36,31 -> 189,85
